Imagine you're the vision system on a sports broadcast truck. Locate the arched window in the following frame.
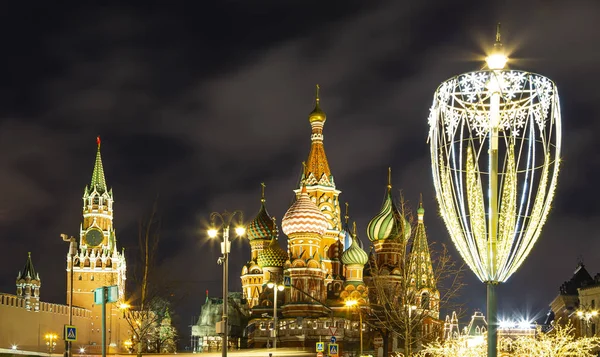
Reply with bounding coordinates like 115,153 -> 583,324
421,292 -> 430,310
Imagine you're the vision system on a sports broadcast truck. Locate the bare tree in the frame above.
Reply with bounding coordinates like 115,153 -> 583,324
121,200 -> 181,356
365,195 -> 466,356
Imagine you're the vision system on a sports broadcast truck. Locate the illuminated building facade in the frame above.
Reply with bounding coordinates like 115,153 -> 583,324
0,139 -> 129,353
549,262 -> 600,338
238,86 -> 440,353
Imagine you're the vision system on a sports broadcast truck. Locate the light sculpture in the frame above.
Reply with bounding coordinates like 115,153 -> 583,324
428,25 -> 561,357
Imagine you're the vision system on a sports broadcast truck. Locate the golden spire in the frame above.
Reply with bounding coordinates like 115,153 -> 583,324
260,182 -> 266,203
486,22 -> 507,70
495,23 -> 501,43
305,85 -> 332,186
308,84 -> 326,123
387,167 -> 392,191
315,84 -> 320,103
352,221 -> 357,237
345,202 -> 350,225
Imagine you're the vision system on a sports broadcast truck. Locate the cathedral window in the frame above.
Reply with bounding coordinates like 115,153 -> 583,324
78,275 -> 82,280
421,292 -> 430,310
91,275 -> 95,281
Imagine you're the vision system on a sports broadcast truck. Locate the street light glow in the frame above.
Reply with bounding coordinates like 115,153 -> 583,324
207,228 -> 218,238
485,53 -> 508,70
345,299 -> 358,307
235,226 -> 246,236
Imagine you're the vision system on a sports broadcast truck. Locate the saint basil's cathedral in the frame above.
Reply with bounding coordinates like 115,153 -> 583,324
239,86 -> 441,350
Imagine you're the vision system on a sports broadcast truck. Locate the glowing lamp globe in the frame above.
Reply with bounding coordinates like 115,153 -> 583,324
427,25 -> 561,357
428,55 -> 561,285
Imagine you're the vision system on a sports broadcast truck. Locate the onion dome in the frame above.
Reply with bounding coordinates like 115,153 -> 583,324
308,84 -> 326,123
367,168 -> 411,242
417,204 -> 425,217
281,185 -> 328,236
342,222 -> 369,266
257,238 -> 288,268
247,183 -> 276,241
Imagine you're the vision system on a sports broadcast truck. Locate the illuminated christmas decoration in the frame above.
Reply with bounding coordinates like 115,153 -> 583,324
427,24 -> 561,357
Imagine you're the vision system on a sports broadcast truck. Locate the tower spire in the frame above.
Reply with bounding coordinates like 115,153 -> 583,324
261,182 -> 266,204
344,202 -> 349,225
486,22 -> 508,70
387,167 -> 392,191
409,200 -> 435,290
305,85 -> 331,185
495,22 -> 501,44
90,136 -> 108,194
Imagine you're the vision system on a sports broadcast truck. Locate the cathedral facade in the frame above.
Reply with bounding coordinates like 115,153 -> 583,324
239,86 -> 441,353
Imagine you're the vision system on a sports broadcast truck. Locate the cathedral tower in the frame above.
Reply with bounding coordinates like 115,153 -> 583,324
241,183 -> 274,308
340,222 -> 369,304
367,168 -> 411,274
281,185 -> 328,317
16,252 -> 40,311
297,85 -> 343,286
68,137 -> 127,349
408,199 -> 439,318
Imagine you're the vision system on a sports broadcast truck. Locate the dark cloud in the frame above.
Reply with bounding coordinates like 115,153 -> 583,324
1,0 -> 600,346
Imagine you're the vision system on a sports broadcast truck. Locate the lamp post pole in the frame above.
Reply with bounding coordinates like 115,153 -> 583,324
61,234 -> 78,357
267,282 -> 284,351
273,285 -> 278,350
358,307 -> 363,356
221,227 -> 229,357
207,211 -> 245,357
345,300 -> 364,356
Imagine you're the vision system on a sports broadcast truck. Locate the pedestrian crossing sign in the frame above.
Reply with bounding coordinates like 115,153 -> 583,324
328,343 -> 339,357
316,341 -> 324,352
64,325 -> 77,342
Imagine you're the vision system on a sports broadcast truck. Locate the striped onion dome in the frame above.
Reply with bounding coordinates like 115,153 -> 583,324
257,238 -> 288,268
367,187 -> 411,242
247,198 -> 275,241
341,224 -> 368,265
281,185 -> 328,236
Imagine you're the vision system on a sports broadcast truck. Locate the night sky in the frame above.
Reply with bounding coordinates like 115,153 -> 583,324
1,1 -> 600,347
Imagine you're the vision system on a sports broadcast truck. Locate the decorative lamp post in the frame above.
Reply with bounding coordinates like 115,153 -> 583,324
576,308 -> 598,337
428,24 -> 561,357
207,211 -> 245,357
61,234 -> 78,357
345,300 -> 364,357
45,333 -> 58,355
266,281 -> 285,350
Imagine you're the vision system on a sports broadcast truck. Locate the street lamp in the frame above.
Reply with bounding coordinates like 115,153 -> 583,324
345,300 -> 364,357
207,210 -> 245,357
576,309 -> 598,337
45,333 -> 58,355
61,234 -> 78,357
428,24 -> 561,357
266,281 -> 285,350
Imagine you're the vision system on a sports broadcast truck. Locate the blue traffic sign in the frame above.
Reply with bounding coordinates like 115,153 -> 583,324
330,336 -> 336,343
316,342 -> 324,352
284,276 -> 291,287
329,343 -> 339,357
64,325 -> 77,342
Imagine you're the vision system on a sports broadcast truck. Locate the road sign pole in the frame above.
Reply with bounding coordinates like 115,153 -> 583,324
102,286 -> 107,357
